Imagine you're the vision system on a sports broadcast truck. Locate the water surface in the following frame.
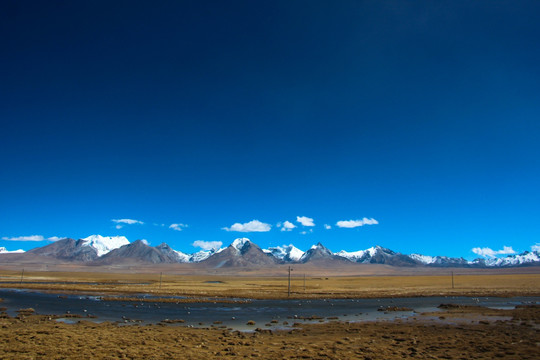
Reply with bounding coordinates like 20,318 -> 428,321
1,289 -> 536,331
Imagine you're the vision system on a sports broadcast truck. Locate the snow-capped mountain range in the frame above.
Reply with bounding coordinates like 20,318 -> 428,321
2,235 -> 539,268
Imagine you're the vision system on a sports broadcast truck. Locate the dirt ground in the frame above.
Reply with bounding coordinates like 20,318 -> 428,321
0,305 -> 538,359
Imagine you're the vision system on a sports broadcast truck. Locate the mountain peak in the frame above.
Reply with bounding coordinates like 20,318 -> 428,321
265,244 -> 305,262
301,242 -> 334,262
81,235 -> 129,256
231,238 -> 251,251
310,242 -> 326,250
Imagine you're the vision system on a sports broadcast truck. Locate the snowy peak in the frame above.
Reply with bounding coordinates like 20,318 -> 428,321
200,238 -> 276,268
409,253 -> 437,264
230,238 -> 251,252
479,250 -> 540,267
335,249 -> 370,262
300,242 -> 335,262
155,243 -> 191,263
190,249 -> 215,262
264,244 -> 305,262
81,235 -> 130,256
335,245 -> 417,266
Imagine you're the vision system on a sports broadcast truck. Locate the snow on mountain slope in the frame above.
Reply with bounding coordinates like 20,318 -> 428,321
81,235 -> 130,256
173,250 -> 191,263
335,248 -> 369,261
155,243 -> 191,263
409,254 -> 437,264
264,244 -> 305,262
231,238 -> 251,251
190,249 -> 224,262
482,251 -> 540,267
335,247 -> 381,262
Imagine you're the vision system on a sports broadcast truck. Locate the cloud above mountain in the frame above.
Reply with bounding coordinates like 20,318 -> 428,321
111,218 -> 144,225
472,246 -> 516,258
169,223 -> 188,231
336,218 -> 379,228
111,218 -> 144,229
279,221 -> 296,231
1,235 -> 62,241
193,240 -> 222,250
222,220 -> 271,232
296,216 -> 315,227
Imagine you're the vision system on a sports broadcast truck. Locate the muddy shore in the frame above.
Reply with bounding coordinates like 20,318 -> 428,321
0,304 -> 538,359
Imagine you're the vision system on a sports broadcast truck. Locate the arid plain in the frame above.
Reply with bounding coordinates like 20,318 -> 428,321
0,264 -> 539,299
0,264 -> 539,359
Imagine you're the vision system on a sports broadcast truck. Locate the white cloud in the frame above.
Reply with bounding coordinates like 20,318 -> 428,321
296,216 -> 315,227
532,244 -> 540,252
169,223 -> 188,231
2,235 -> 45,241
1,235 -> 64,242
300,229 -> 313,235
46,236 -> 64,241
115,225 -> 123,229
111,219 -> 144,225
472,246 -> 516,258
193,240 -> 222,251
280,221 -> 296,232
324,224 -> 331,230
336,218 -> 379,228
222,220 -> 271,232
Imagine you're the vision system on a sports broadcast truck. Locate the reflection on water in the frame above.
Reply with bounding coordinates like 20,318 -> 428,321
0,289 -> 537,331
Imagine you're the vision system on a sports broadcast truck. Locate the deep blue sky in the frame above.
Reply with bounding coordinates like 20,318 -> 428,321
1,1 -> 539,258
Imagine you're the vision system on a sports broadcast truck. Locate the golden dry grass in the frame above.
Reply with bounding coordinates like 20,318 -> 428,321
0,270 -> 538,299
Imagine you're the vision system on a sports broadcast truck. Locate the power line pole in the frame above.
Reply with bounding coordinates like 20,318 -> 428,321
304,273 -> 306,292
288,266 -> 293,297
451,271 -> 454,289
159,272 -> 163,290
20,268 -> 24,284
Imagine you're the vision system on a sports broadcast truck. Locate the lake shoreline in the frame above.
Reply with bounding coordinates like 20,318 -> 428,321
0,304 -> 538,359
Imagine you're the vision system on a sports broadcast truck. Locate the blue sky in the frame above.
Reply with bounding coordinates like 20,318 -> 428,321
1,1 -> 539,259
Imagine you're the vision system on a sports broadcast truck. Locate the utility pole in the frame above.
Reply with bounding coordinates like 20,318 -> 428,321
20,268 -> 24,284
159,272 -> 163,290
288,266 -> 293,297
451,271 -> 454,289
303,273 -> 306,292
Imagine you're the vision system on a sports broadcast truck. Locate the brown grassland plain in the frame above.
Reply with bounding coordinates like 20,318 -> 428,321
0,268 -> 538,299
0,268 -> 539,359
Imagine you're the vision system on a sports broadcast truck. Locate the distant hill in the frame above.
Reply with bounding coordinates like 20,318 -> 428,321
200,238 -> 277,268
2,235 -> 539,268
94,240 -> 179,265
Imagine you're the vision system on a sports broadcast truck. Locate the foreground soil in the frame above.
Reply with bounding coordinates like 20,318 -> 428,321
0,305 -> 538,359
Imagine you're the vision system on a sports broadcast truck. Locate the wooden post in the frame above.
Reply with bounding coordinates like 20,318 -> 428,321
288,266 -> 292,297
451,271 -> 454,289
20,268 -> 24,284
303,273 -> 306,292
159,272 -> 163,290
